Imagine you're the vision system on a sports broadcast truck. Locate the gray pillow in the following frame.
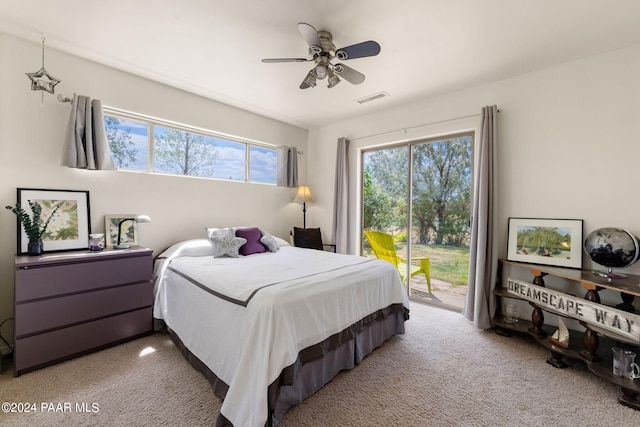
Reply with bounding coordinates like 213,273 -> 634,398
259,229 -> 279,252
209,228 -> 246,258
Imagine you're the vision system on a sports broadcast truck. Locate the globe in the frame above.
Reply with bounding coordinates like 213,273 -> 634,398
583,227 -> 640,278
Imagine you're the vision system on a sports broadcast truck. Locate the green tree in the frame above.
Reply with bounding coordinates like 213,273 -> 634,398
412,137 -> 472,245
154,128 -> 218,176
533,226 -> 559,255
105,116 -> 138,167
366,148 -> 408,203
364,148 -> 408,234
363,167 -> 397,232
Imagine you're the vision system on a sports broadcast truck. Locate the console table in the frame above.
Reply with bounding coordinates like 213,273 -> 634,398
13,246 -> 153,376
495,259 -> 640,410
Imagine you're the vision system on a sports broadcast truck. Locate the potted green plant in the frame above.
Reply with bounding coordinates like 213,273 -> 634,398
6,200 -> 61,255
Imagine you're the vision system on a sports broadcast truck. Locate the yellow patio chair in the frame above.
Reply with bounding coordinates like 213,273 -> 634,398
365,230 -> 432,293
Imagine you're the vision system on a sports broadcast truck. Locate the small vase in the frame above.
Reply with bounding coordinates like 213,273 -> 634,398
28,238 -> 43,256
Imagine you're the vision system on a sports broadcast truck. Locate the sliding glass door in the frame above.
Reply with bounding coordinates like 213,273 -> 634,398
362,133 -> 473,310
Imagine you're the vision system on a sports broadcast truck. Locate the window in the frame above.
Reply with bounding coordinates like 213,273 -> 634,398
104,111 -> 277,184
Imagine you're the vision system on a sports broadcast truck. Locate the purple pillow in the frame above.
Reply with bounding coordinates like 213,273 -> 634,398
236,227 -> 267,256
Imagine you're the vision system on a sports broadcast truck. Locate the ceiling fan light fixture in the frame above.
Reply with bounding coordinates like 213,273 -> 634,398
300,70 -> 317,89
314,65 -> 327,79
327,69 -> 340,88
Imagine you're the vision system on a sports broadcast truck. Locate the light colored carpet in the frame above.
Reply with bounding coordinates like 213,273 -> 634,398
1,303 -> 639,426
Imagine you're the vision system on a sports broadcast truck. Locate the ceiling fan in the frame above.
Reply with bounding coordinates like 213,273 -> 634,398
261,22 -> 381,89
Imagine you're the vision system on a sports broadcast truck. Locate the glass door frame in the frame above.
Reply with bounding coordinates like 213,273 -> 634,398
360,131 -> 475,301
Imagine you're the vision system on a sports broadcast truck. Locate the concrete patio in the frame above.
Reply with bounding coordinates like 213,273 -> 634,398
409,276 -> 467,312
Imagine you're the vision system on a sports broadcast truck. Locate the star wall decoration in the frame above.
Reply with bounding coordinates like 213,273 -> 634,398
25,35 -> 61,97
25,66 -> 61,94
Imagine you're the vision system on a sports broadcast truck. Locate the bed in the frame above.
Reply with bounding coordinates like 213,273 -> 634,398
153,228 -> 410,427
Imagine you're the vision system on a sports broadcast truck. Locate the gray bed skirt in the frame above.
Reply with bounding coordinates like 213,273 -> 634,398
156,303 -> 409,427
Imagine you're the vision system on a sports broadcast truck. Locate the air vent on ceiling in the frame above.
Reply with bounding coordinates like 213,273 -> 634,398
355,91 -> 389,104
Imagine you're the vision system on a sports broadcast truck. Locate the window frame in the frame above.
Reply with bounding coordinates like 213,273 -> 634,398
103,106 -> 278,184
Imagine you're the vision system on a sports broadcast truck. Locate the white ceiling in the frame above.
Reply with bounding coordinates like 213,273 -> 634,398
1,0 -> 640,129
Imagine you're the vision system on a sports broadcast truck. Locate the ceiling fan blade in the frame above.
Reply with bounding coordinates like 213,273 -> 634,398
332,63 -> 365,85
297,22 -> 322,53
262,58 -> 310,63
299,69 -> 317,89
336,41 -> 381,60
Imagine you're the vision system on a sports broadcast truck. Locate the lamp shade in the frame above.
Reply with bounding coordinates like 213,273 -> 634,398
293,185 -> 314,204
135,214 -> 152,224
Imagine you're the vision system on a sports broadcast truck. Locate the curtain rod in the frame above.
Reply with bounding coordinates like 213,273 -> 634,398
350,108 -> 501,142
279,145 -> 303,155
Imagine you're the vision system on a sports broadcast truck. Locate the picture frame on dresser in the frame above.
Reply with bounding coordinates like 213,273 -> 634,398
506,217 -> 583,269
105,214 -> 138,248
15,188 -> 91,254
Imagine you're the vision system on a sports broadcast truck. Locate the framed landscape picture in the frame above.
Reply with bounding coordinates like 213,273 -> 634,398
507,217 -> 583,269
105,214 -> 138,248
15,188 -> 91,254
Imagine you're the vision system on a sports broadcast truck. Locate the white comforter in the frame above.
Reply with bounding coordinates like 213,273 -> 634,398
153,239 -> 409,427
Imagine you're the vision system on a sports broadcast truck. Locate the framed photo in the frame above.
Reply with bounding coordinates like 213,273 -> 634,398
105,214 -> 138,248
15,188 -> 91,254
507,217 -> 583,269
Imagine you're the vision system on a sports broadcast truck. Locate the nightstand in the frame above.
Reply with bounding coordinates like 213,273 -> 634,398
13,246 -> 153,376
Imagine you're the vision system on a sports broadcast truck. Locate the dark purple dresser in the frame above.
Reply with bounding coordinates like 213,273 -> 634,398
13,246 -> 153,376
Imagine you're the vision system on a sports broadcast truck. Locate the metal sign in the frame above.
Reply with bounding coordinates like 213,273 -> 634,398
506,277 -> 640,343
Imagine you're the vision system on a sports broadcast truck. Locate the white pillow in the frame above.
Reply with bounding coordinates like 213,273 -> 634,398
273,236 -> 290,247
157,239 -> 214,259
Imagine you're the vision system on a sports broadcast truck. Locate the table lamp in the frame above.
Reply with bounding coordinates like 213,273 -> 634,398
114,214 -> 151,249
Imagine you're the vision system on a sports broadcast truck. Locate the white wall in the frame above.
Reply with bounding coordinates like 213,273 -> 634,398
0,33 -> 308,344
308,43 -> 640,285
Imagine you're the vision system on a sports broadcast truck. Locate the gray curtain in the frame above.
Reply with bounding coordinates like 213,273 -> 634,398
463,105 -> 499,329
333,137 -> 349,254
276,146 -> 298,187
61,94 -> 116,170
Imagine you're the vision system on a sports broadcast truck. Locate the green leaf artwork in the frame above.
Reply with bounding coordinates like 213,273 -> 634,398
36,199 -> 79,241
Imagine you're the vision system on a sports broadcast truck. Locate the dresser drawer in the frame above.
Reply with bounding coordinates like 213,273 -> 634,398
15,281 -> 153,337
14,308 -> 151,374
15,254 -> 151,301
